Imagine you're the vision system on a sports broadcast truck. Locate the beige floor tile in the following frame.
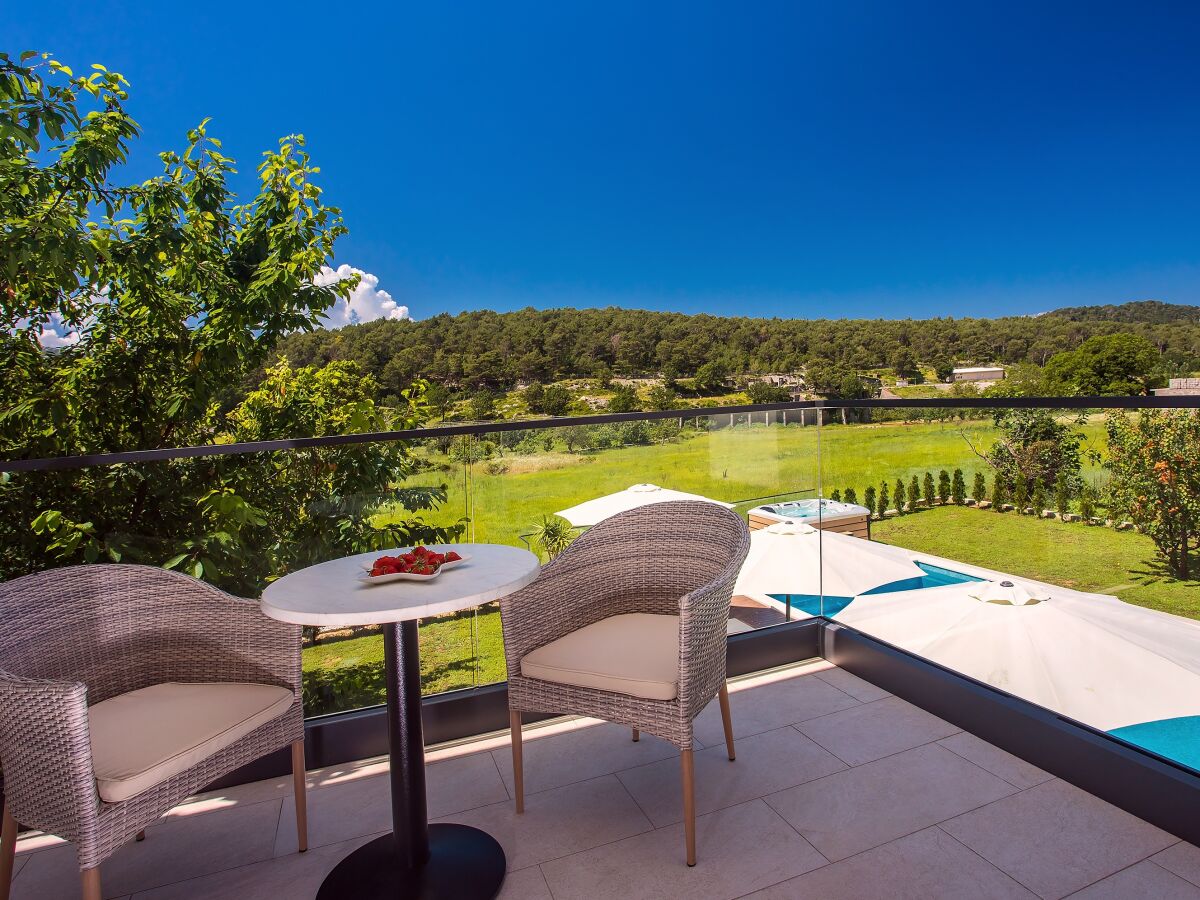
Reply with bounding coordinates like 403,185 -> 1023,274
493,720 -> 681,797
617,726 -> 846,827
795,696 -> 960,766
540,799 -> 827,900
1070,859 -> 1200,899
942,779 -> 1177,900
744,826 -> 1034,899
765,743 -> 1015,861
497,865 -> 554,900
937,733 -> 1053,789
1155,843 -> 1200,888
129,832 -> 381,899
13,798 -> 283,899
274,748 -> 508,855
813,667 -> 891,702
433,774 -> 652,871
692,671 -> 858,746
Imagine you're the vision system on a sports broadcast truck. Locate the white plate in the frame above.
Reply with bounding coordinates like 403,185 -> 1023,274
357,553 -> 470,585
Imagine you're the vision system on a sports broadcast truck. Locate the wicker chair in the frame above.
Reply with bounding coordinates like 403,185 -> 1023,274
500,500 -> 751,866
0,564 -> 307,900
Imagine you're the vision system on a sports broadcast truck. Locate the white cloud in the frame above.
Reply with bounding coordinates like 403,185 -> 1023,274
31,314 -> 81,349
313,264 -> 410,328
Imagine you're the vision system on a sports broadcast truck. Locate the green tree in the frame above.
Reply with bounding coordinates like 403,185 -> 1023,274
524,381 -> 546,413
864,486 -> 877,517
746,381 -> 791,403
923,472 -> 935,506
647,383 -> 679,411
972,471 -> 987,503
894,478 -> 906,513
992,473 -> 1008,511
844,487 -> 858,505
937,470 -> 951,504
693,359 -> 729,393
951,469 -> 966,505
910,475 -> 921,508
888,346 -> 920,381
541,384 -> 572,416
608,384 -> 640,412
1043,333 -> 1164,396
986,409 -> 1084,496
829,489 -> 842,502
468,389 -> 497,420
1031,480 -> 1047,515
1014,473 -> 1030,512
1055,470 -> 1071,517
1079,484 -> 1098,521
1106,410 -> 1200,577
0,54 -> 461,588
878,482 -> 890,516
932,356 -> 955,382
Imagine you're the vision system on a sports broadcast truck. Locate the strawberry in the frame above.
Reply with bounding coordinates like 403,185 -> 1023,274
444,551 -> 461,562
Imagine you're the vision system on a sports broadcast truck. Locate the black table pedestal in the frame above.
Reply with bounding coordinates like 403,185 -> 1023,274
317,621 -> 506,899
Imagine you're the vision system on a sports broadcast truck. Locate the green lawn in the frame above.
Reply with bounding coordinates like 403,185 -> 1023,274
399,417 -> 1109,548
302,606 -> 506,715
874,505 -> 1200,619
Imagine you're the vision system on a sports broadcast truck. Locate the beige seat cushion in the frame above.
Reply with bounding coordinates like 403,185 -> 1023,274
88,682 -> 294,803
521,613 -> 680,701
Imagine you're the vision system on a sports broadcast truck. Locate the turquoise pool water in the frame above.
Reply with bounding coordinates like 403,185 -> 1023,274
1108,717 -> 1200,773
769,561 -> 984,618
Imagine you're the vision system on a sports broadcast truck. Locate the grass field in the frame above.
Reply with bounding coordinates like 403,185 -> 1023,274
874,505 -> 1200,619
398,417 -> 1109,548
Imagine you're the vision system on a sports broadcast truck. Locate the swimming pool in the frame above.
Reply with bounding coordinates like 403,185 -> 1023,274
768,561 -> 984,618
751,498 -> 871,523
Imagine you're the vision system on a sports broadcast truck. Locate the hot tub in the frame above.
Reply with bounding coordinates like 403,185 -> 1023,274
747,498 -> 872,538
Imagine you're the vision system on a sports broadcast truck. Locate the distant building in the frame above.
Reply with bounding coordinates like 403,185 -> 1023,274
952,366 -> 1005,384
1154,377 -> 1200,396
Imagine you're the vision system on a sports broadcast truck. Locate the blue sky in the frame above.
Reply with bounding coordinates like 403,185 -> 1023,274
9,1 -> 1200,323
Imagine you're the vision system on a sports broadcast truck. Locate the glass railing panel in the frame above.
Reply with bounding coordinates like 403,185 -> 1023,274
819,401 -> 1200,776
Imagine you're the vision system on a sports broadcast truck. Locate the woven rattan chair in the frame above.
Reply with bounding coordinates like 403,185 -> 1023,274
500,500 -> 751,866
0,564 -> 307,900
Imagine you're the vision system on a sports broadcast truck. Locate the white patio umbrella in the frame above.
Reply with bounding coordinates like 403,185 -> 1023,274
733,522 -> 925,602
836,579 -> 1200,731
554,483 -> 734,529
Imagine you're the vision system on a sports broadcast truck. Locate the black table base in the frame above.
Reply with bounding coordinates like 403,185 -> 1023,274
316,621 -> 507,899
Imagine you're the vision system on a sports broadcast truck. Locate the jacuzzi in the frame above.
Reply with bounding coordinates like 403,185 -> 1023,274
747,498 -> 872,537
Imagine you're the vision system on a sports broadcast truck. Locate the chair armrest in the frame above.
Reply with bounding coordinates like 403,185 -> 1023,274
0,672 -> 98,841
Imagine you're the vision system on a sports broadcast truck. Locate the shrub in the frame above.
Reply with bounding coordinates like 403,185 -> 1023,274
992,473 -> 1008,510
894,479 -> 907,513
484,459 -> 510,476
1014,473 -> 1030,512
951,469 -> 966,505
879,482 -> 890,516
830,488 -> 842,502
910,475 -> 921,507
923,472 -> 935,506
844,487 -> 858,505
864,486 -> 877,517
1079,484 -> 1098,520
1055,470 -> 1071,517
937,470 -> 951,504
973,471 -> 987,503
1031,481 -> 1047,514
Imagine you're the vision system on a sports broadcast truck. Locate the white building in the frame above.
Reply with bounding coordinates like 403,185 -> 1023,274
951,366 -> 1005,384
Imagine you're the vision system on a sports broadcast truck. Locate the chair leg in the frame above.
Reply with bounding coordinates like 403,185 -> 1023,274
135,830 -> 145,842
80,867 -> 101,900
292,739 -> 308,853
510,709 -> 525,814
631,728 -> 640,742
1,803 -> 17,900
681,750 -> 696,866
718,682 -> 736,761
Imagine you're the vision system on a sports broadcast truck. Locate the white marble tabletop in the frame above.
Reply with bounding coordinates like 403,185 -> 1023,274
261,544 -> 540,627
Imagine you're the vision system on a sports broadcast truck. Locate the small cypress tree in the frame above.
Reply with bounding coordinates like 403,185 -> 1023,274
1031,480 -> 1047,515
894,478 -> 906,513
879,482 -> 890,516
938,469 -> 951,504
864,486 -> 877,517
923,472 -> 935,506
973,471 -> 987,503
992,473 -> 1008,510
910,474 -> 921,507
1055,470 -> 1070,517
830,488 -> 842,502
951,469 -> 966,505
1079,483 -> 1097,520
844,487 -> 858,505
1014,473 -> 1029,512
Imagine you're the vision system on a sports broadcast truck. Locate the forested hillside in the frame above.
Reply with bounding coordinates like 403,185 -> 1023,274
271,301 -> 1200,395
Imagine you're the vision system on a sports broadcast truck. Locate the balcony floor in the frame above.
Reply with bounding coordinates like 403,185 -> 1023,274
10,661 -> 1200,899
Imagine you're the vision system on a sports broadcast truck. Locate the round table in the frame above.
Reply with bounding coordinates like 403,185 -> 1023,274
262,544 -> 540,899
